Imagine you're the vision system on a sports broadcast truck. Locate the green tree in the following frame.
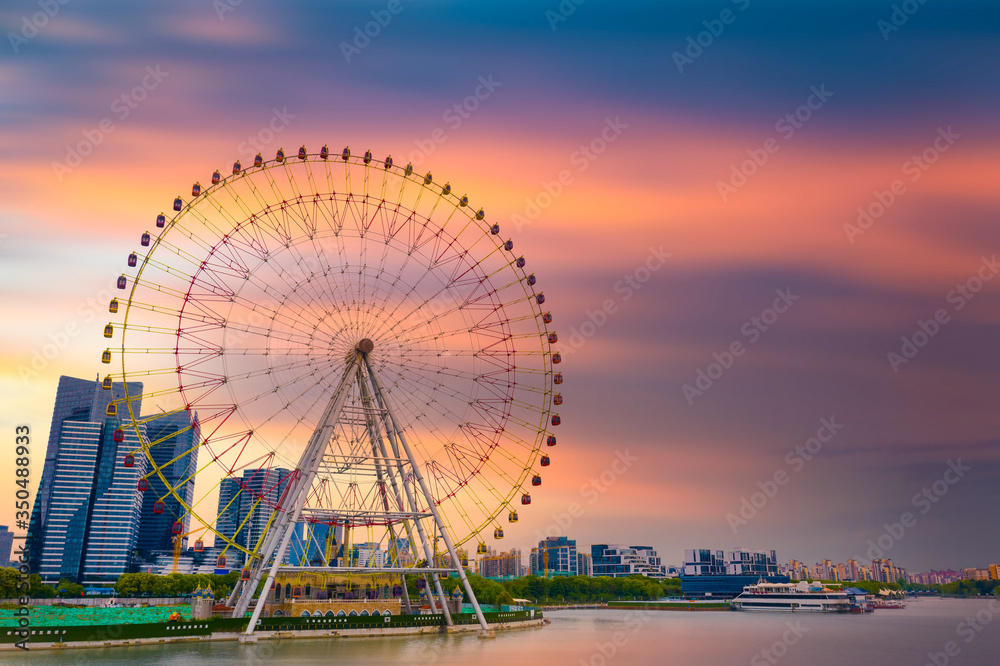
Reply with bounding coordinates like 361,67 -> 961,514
29,574 -> 55,598
56,579 -> 85,598
0,568 -> 19,599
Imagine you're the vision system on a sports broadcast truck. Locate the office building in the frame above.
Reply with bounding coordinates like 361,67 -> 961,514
136,410 -> 200,554
681,547 -> 788,598
215,467 -> 297,567
0,526 -> 13,567
532,537 -> 577,577
592,544 -> 665,578
28,376 -> 148,585
726,549 -> 780,576
683,549 -> 725,576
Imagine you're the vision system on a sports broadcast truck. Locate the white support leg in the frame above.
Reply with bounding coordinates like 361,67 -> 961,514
238,353 -> 361,632
365,356 -> 491,633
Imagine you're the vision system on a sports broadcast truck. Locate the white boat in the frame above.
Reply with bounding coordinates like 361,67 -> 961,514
731,580 -> 852,613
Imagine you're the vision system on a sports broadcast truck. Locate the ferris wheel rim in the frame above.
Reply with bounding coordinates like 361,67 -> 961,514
113,145 -> 561,560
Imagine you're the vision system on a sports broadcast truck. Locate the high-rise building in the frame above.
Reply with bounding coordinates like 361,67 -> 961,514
532,537 -> 577,577
298,522 -> 344,567
28,376 -> 148,585
593,544 -> 665,578
79,422 -> 149,586
29,376 -> 133,574
136,411 -> 200,554
577,551 -> 593,577
479,548 -> 522,579
214,467 -> 296,566
0,526 -> 13,567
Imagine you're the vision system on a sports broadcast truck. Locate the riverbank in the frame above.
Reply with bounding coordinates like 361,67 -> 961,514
1,610 -> 543,651
606,600 -> 730,611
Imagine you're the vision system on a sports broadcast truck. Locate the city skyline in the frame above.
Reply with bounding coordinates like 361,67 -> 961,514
2,1 -> 998,574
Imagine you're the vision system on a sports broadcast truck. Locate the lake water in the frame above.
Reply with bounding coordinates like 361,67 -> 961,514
4,598 -> 998,665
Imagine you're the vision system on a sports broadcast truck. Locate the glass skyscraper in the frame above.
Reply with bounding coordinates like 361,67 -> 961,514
214,467 -> 301,567
29,375 -> 147,585
79,422 -> 148,585
136,411 -> 200,554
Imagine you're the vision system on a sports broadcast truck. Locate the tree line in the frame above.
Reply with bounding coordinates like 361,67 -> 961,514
3,568 -> 685,604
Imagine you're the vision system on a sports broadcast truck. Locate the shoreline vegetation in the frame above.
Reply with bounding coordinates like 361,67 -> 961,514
2,568 -> 996,610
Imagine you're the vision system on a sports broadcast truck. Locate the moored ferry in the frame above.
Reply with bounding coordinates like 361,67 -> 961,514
731,580 -> 852,613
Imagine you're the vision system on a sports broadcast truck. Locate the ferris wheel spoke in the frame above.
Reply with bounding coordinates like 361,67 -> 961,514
115,150 -> 555,564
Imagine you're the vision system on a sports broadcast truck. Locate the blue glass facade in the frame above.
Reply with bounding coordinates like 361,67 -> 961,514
299,522 -> 344,566
214,467 -> 296,567
29,376 -> 136,573
680,574 -> 790,599
680,547 -> 786,598
80,422 -> 148,586
137,411 -> 200,554
0,526 -> 13,566
532,537 -> 577,576
30,375 -> 146,584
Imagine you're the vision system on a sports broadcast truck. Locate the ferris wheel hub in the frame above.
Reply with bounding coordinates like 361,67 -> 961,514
356,338 -> 375,354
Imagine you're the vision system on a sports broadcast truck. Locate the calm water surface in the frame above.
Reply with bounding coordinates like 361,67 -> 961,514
3,598 -> 998,665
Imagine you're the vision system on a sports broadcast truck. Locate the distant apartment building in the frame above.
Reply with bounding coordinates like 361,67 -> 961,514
961,567 -> 993,581
433,547 -> 469,570
592,544 -> 665,578
479,548 -> 522,579
136,410 -> 200,554
577,551 -> 593,577
351,542 -> 387,568
215,467 -> 299,567
28,376 -> 150,585
847,559 -> 860,581
0,526 -> 13,567
871,558 -> 906,584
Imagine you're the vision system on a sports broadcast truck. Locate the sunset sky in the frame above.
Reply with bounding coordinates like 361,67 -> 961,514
1,0 -> 997,572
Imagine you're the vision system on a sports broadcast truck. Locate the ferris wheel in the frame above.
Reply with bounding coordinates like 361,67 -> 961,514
103,144 -> 562,632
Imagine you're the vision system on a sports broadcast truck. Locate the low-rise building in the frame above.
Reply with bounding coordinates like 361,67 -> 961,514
592,544 -> 666,579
